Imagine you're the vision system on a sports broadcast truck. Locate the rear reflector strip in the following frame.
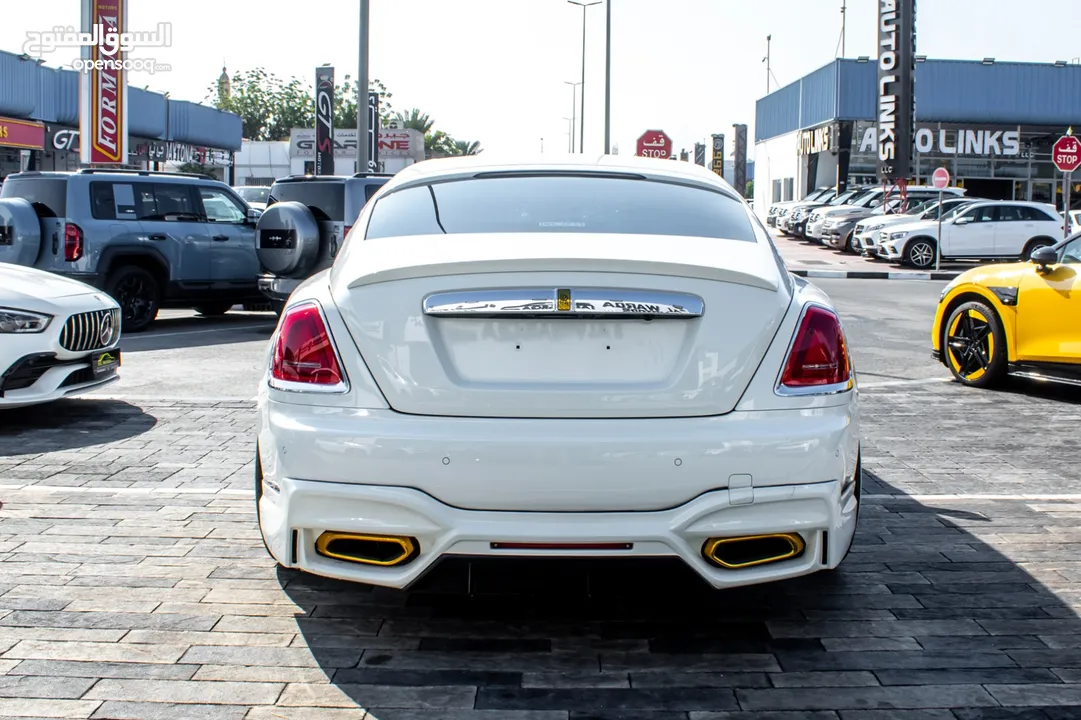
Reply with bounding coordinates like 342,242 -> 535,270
490,542 -> 633,551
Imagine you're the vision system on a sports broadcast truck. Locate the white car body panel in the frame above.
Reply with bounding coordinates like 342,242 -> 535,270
256,156 -> 860,591
0,263 -> 121,409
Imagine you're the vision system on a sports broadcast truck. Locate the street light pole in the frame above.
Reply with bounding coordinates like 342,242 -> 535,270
569,0 -> 600,154
564,81 -> 581,153
357,0 -> 370,174
604,0 -> 611,154
764,34 -> 772,94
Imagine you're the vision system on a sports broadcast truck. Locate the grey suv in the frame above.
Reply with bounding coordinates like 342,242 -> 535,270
0,169 -> 264,332
256,173 -> 390,312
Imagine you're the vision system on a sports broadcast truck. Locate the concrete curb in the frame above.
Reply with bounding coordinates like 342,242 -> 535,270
790,268 -> 960,281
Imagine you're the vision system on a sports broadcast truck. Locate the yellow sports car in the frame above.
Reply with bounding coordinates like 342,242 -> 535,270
932,239 -> 1081,387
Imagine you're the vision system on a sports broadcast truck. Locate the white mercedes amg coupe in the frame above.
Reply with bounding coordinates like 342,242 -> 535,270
0,263 -> 121,409
255,155 -> 860,590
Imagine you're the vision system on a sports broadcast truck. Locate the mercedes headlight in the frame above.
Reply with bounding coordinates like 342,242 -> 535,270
890,231 -> 908,240
0,308 -> 52,333
866,223 -> 885,232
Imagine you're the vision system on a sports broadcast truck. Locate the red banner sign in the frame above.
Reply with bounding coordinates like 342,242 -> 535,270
0,118 -> 45,150
79,0 -> 128,164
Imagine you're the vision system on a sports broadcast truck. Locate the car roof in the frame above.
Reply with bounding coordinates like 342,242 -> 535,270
5,170 -> 221,184
273,173 -> 393,184
384,154 -> 744,197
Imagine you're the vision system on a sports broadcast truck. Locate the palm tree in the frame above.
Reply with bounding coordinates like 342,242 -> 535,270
453,139 -> 483,156
394,109 -> 434,134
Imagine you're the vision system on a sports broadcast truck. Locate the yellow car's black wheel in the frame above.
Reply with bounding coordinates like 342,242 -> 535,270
943,300 -> 1007,388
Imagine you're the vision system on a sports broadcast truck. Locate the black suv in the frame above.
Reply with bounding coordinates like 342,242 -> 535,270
256,173 -> 391,311
0,169 -> 265,332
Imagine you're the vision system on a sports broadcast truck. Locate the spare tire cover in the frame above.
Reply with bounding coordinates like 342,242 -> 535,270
256,201 -> 321,279
0,198 -> 43,267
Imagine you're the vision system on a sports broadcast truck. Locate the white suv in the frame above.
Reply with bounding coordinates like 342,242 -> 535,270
877,201 -> 1063,269
854,197 -> 978,256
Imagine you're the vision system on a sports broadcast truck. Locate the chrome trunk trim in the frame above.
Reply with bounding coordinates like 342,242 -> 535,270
422,289 -> 705,318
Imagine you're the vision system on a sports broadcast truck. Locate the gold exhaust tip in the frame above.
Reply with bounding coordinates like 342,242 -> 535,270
702,533 -> 806,570
315,531 -> 418,567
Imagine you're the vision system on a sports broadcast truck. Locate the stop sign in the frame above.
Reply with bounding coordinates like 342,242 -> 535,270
1054,135 -> 1081,173
636,130 -> 672,159
932,167 -> 950,190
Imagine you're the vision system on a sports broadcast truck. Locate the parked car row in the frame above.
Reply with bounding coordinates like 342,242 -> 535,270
0,169 -> 391,332
767,188 -> 1068,269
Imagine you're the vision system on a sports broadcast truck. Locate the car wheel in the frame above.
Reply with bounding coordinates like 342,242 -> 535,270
846,233 -> 862,255
904,238 -> 936,269
194,303 -> 234,317
1023,238 -> 1054,260
105,265 -> 159,333
942,300 -> 1007,388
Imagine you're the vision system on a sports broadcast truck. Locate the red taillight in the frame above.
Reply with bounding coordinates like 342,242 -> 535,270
64,223 -> 83,261
779,306 -> 851,389
344,225 -> 353,236
271,304 -> 345,387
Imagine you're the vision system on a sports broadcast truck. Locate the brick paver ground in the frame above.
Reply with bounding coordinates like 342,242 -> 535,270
1,380 -> 1081,719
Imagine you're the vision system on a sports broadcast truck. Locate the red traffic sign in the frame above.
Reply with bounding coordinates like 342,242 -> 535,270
636,130 -> 672,159
1054,135 -> 1081,174
931,167 -> 950,190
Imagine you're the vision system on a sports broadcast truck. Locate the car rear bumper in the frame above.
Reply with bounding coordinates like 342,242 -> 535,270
259,475 -> 856,591
258,274 -> 301,303
257,400 -> 860,590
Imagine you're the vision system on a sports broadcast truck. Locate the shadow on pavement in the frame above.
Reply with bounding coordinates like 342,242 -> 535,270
0,398 -> 156,453
276,474 -> 1081,717
123,312 -> 277,353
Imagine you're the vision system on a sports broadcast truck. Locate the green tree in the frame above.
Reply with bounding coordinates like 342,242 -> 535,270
393,109 -> 435,134
176,161 -> 215,177
207,68 -> 394,141
451,139 -> 483,156
745,180 -> 754,198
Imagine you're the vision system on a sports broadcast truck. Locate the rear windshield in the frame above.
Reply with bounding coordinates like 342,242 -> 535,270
267,182 -> 344,221
236,187 -> 269,204
0,177 -> 67,217
365,175 -> 756,241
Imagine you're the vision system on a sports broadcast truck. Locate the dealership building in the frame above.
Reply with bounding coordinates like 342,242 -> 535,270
0,50 -> 241,180
753,58 -> 1081,215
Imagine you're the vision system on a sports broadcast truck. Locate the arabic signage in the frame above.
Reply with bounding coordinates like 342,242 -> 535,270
876,0 -> 916,180
857,125 -> 1023,157
315,66 -> 335,175
46,125 -> 229,165
0,117 -> 45,150
711,134 -> 725,179
796,124 -> 832,156
79,0 -> 129,164
636,130 -> 672,159
367,92 -> 380,173
289,128 -> 423,160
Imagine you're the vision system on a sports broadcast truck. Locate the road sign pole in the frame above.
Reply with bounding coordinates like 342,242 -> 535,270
936,188 -> 942,272
1066,172 -> 1073,239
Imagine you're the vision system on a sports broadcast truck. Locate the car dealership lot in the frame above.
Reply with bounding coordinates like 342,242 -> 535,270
3,281 -> 1081,718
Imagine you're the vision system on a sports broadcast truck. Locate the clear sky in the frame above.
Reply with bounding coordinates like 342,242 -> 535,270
3,0 -> 1074,155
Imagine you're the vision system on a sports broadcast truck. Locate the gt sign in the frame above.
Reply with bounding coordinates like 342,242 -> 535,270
636,130 -> 672,159
1053,135 -> 1081,174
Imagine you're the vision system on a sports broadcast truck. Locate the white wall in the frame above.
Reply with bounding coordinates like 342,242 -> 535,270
753,130 -> 799,220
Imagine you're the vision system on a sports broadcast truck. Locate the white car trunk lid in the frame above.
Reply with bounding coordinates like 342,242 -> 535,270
330,234 -> 790,418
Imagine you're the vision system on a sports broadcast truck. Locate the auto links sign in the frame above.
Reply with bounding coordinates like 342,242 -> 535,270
858,124 -> 1023,157
796,125 -> 832,156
